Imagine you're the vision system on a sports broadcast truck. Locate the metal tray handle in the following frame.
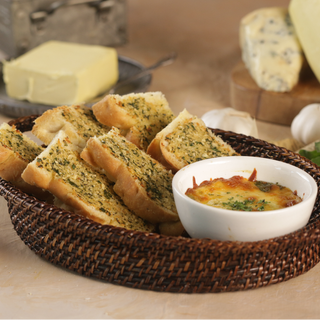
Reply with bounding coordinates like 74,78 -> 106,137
30,0 -> 114,23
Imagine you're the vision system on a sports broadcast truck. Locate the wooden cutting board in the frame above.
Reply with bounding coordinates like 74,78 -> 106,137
230,61 -> 320,126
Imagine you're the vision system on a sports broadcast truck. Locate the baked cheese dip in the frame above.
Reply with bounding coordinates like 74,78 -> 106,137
185,169 -> 302,211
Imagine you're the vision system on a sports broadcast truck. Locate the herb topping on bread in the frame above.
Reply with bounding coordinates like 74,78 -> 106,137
32,105 -> 111,149
21,130 -> 155,233
0,123 -> 43,163
0,123 -> 52,199
148,109 -> 239,172
92,92 -> 175,150
81,127 -> 179,225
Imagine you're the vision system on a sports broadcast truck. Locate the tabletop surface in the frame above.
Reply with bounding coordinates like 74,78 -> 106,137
2,0 -> 320,319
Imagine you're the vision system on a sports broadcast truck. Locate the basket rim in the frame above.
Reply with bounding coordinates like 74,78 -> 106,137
2,115 -> 320,252
3,114 -> 320,293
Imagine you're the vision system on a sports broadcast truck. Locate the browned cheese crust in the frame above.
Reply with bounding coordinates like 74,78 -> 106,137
81,128 -> 179,226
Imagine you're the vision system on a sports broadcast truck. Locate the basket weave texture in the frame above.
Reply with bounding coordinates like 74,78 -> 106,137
1,115 -> 320,293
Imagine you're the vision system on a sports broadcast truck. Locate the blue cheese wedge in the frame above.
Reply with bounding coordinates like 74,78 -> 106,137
3,41 -> 118,106
240,7 -> 304,92
289,0 -> 320,84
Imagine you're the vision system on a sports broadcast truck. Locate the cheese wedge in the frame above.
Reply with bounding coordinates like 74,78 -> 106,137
289,0 -> 320,83
3,41 -> 118,106
240,7 -> 304,92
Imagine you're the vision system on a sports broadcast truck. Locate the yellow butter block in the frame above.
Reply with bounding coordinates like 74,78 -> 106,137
3,41 -> 118,106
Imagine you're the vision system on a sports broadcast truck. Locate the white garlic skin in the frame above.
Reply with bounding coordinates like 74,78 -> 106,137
201,107 -> 258,138
291,103 -> 320,145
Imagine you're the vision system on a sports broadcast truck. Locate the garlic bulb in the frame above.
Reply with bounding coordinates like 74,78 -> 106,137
291,103 -> 320,145
201,107 -> 259,138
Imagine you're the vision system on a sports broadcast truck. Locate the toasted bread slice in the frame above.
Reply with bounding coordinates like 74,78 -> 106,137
158,221 -> 186,237
0,123 -> 51,199
0,123 -> 43,181
32,104 -> 111,150
81,127 -> 179,228
147,109 -> 239,172
92,92 -> 175,150
21,130 -> 155,233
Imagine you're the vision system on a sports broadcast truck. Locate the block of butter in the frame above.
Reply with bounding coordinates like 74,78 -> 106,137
3,41 -> 118,106
240,7 -> 304,92
289,0 -> 320,84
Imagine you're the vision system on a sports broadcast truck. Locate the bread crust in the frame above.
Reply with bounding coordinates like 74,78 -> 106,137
113,166 -> 178,224
158,221 -> 185,237
22,131 -> 155,232
148,109 -> 239,172
160,117 -> 206,171
0,123 -> 51,199
32,107 -> 66,146
81,132 -> 179,224
0,146 -> 27,181
145,136 -> 171,169
32,104 -> 110,150
22,160 -> 107,224
0,150 -> 52,201
21,157 -> 52,190
147,109 -> 192,171
92,95 -> 135,129
80,140 -> 118,183
92,92 -> 175,150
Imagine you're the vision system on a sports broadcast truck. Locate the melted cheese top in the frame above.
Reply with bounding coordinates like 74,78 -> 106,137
185,175 -> 302,211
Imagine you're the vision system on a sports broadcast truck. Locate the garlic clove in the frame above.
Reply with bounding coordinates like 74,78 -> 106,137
291,103 -> 320,145
201,107 -> 259,138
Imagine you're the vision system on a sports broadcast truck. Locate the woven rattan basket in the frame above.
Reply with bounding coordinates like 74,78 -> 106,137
1,114 -> 320,293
